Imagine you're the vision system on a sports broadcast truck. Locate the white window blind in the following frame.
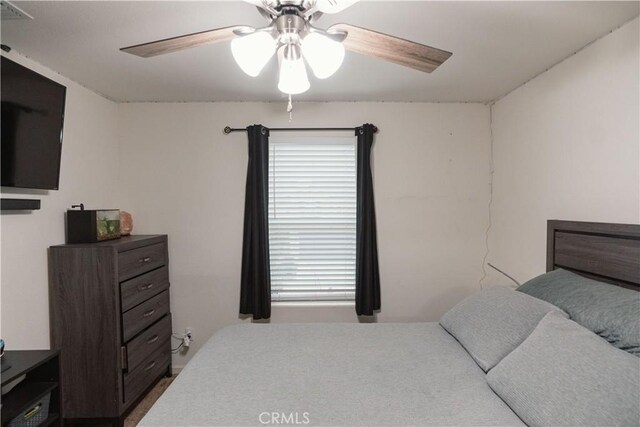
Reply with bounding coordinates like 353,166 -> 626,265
268,138 -> 356,302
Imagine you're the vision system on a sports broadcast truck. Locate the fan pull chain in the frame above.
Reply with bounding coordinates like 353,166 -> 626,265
287,94 -> 293,122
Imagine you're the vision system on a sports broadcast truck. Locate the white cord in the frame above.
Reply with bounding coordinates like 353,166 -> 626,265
487,263 -> 521,287
171,331 -> 193,351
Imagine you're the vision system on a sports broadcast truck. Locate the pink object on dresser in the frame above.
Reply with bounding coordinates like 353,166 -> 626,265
120,210 -> 133,236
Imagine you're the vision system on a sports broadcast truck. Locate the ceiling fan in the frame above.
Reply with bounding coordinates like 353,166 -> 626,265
121,0 -> 452,96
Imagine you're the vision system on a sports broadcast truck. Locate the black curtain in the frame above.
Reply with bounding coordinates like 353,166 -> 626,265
239,125 -> 271,320
355,124 -> 381,316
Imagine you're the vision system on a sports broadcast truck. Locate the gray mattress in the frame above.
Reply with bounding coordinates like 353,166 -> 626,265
140,323 -> 523,426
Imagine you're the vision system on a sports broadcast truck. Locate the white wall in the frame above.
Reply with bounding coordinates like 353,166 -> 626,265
0,51 -> 120,349
485,17 -> 640,287
117,102 -> 491,367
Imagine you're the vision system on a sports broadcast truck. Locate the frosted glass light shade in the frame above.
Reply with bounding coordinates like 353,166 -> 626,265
278,45 -> 310,95
231,32 -> 276,77
302,32 -> 345,79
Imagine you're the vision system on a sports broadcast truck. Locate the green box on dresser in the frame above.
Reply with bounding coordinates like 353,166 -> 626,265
49,235 -> 172,426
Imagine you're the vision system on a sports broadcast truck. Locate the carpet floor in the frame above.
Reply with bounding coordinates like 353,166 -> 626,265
124,377 -> 175,426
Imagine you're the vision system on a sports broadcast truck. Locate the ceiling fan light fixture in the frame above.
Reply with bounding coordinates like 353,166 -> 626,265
122,0 -> 452,104
231,31 -> 276,77
302,32 -> 345,79
278,44 -> 310,95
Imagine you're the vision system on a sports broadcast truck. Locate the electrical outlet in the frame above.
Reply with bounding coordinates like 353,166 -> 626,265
183,327 -> 193,348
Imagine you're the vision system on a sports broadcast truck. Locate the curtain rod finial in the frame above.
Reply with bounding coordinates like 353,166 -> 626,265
223,126 -> 232,135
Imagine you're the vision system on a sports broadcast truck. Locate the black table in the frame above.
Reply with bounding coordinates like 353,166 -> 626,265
1,350 -> 62,427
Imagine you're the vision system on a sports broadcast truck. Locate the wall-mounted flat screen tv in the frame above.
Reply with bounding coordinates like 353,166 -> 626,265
1,56 -> 66,190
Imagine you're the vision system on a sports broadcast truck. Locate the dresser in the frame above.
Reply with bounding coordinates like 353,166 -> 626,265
49,235 -> 172,425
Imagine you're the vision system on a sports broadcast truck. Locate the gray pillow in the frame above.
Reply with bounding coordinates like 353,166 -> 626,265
518,269 -> 640,355
487,311 -> 640,427
439,287 -> 567,371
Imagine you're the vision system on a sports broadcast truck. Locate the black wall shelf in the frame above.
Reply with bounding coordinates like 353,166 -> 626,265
1,198 -> 41,211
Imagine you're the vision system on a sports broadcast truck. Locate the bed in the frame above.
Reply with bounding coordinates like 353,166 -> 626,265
140,220 -> 640,426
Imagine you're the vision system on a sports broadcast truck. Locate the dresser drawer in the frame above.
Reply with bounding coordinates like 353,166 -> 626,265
118,242 -> 167,282
121,266 -> 169,312
122,290 -> 170,342
123,343 -> 170,405
126,314 -> 171,372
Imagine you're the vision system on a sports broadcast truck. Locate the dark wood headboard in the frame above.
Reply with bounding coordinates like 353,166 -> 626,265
547,220 -> 640,290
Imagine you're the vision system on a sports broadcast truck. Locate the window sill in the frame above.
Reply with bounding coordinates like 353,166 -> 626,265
272,301 -> 355,308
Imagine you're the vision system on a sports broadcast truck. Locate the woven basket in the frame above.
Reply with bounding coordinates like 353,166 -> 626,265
8,391 -> 50,427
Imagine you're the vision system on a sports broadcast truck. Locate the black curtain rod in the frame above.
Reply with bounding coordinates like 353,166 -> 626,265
223,126 -> 378,135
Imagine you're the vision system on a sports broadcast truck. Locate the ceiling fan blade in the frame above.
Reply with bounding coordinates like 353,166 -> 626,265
121,26 -> 252,58
243,0 -> 278,16
328,23 -> 452,73
243,0 -> 277,8
315,0 -> 359,14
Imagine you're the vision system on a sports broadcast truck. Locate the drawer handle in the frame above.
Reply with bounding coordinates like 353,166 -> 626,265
144,360 -> 157,371
146,335 -> 159,344
138,283 -> 154,291
138,257 -> 152,264
23,403 -> 42,420
143,309 -> 156,318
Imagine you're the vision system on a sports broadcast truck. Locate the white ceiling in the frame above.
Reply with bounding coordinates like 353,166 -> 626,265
2,1 -> 638,102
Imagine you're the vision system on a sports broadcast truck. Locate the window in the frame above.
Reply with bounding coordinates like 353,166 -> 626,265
268,137 -> 356,302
